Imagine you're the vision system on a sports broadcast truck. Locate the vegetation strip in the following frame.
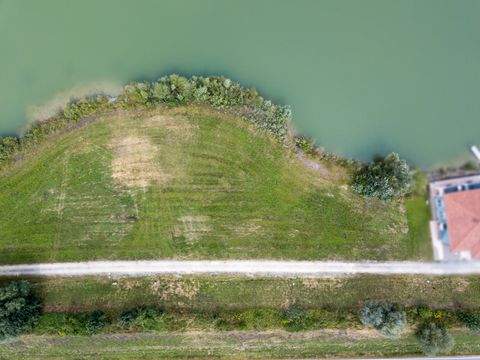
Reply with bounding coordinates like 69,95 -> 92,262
2,274 -> 480,357
2,260 -> 480,277
1,330 -> 479,359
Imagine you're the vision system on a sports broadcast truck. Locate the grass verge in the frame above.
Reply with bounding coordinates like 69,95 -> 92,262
1,330 -> 479,359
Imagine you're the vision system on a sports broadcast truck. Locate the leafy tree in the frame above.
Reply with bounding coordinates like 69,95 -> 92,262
360,301 -> 407,338
0,281 -> 41,339
416,321 -> 454,356
352,152 -> 411,200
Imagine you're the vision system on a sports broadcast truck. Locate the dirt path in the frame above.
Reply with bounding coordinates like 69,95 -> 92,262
1,260 -> 480,277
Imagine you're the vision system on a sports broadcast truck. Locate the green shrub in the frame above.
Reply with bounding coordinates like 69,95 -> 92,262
416,321 -> 454,356
213,311 -> 247,330
415,305 -> 435,322
413,305 -> 450,324
460,160 -> 479,171
85,310 -> 107,334
35,313 -> 87,336
457,310 -> 480,332
119,308 -> 139,327
0,281 -> 41,339
1,74 -> 294,172
360,301 -> 407,338
282,305 -> 313,332
352,152 -> 411,200
0,136 -> 20,163
212,308 -> 281,331
121,83 -> 152,106
240,309 -> 282,330
35,311 -> 107,336
118,306 -> 165,330
295,135 -> 316,154
153,74 -> 193,104
128,74 -> 291,140
63,95 -> 110,121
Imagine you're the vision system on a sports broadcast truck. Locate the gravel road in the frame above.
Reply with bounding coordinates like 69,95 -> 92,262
1,260 -> 480,277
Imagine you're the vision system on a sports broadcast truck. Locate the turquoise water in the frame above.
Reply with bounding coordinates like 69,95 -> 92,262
1,0 -> 479,166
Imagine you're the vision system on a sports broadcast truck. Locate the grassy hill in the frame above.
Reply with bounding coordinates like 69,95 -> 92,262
0,103 -> 429,264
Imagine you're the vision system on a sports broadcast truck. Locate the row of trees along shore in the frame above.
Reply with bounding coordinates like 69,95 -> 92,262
0,74 -> 412,201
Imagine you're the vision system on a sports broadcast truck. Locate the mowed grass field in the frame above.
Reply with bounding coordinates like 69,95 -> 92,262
0,106 -> 429,263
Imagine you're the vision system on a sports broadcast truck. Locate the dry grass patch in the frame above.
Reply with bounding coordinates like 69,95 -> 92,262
110,135 -> 168,189
234,219 -> 263,237
145,114 -> 197,136
151,279 -> 200,302
174,215 -> 212,242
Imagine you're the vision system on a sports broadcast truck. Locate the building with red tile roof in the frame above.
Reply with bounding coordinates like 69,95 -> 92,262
443,189 -> 480,259
429,174 -> 480,261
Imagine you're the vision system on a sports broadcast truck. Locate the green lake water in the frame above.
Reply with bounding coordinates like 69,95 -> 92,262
1,0 -> 479,167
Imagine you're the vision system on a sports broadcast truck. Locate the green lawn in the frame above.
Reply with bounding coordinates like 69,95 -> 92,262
1,330 -> 478,359
402,171 -> 432,259
0,106 -> 429,263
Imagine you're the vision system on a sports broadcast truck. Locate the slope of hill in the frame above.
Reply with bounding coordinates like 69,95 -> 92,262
0,105 -> 422,264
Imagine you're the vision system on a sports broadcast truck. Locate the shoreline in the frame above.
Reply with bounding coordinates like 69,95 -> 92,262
1,74 -> 478,174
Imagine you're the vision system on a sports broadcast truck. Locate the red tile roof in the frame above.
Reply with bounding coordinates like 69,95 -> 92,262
444,188 -> 480,259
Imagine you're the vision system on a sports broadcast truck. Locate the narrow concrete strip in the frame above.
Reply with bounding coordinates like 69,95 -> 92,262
2,260 -> 480,277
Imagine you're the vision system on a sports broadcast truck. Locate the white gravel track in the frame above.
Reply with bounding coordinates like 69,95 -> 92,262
1,260 -> 480,277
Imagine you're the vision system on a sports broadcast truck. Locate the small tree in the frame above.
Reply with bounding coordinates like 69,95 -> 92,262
416,321 -> 454,356
352,152 -> 411,200
0,281 -> 41,339
360,301 -> 407,338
